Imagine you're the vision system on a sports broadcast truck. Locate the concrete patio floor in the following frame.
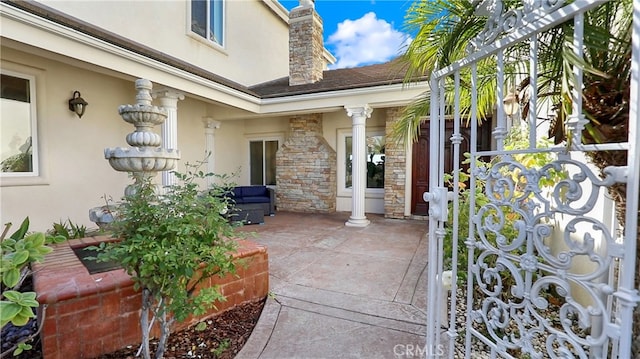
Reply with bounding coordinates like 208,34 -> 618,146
235,211 -> 428,359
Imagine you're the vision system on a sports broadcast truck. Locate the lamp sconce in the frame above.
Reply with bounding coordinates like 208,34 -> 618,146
68,91 -> 88,118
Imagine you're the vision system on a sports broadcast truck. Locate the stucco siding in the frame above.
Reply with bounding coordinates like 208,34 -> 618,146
1,0 -> 426,228
1,47 -> 135,231
38,0 -> 289,86
0,47 -> 257,231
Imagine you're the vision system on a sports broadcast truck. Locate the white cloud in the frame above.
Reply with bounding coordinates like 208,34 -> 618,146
327,12 -> 412,69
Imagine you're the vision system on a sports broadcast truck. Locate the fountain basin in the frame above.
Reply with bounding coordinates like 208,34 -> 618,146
118,103 -> 167,127
88,205 -> 117,229
105,147 -> 180,172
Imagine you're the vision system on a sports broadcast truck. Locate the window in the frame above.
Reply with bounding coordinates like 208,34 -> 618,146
191,0 -> 224,46
1,72 -> 38,176
338,128 -> 385,197
250,140 -> 279,186
344,134 -> 385,189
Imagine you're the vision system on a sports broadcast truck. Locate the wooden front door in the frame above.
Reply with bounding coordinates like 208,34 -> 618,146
411,119 -> 491,215
411,123 -> 431,215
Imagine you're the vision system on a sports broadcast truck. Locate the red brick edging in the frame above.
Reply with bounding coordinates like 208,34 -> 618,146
33,237 -> 268,359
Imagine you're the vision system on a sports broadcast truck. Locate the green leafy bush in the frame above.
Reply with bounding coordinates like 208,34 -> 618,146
48,219 -> 87,241
94,164 -> 241,359
0,218 -> 52,357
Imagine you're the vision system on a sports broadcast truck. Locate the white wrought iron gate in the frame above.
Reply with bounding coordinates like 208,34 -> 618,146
425,0 -> 640,358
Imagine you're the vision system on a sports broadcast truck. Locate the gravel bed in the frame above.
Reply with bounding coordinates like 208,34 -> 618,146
442,288 -> 593,358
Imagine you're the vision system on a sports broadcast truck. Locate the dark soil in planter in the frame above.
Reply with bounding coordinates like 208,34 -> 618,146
1,275 -> 42,359
1,317 -> 40,358
2,295 -> 265,359
99,299 -> 265,359
73,246 -> 122,274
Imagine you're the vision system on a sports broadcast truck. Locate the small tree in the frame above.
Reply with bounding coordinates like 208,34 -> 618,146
96,164 -> 240,359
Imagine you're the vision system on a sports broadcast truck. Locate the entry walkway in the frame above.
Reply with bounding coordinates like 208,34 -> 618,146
236,211 -> 428,359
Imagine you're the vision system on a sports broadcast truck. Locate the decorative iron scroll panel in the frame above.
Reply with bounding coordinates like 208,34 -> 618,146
464,154 -> 626,358
424,0 -> 640,358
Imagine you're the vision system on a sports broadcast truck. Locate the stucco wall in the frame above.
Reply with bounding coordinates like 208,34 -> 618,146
1,0 -> 418,227
214,116 -> 290,185
0,47 -> 259,232
1,43 -> 406,230
39,0 -> 289,86
1,47 -> 135,231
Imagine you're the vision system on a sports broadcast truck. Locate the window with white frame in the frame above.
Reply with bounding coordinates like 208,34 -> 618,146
249,139 -> 279,186
191,0 -> 224,46
1,72 -> 38,176
338,129 -> 385,194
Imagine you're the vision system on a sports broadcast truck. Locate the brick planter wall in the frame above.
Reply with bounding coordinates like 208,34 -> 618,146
276,114 -> 336,212
384,107 -> 407,219
33,237 -> 268,359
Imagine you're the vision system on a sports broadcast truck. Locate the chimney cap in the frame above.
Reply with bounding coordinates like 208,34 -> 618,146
298,0 -> 314,9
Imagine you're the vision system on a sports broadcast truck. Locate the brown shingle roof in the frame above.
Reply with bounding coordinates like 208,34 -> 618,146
249,59 -> 414,98
4,1 -> 421,100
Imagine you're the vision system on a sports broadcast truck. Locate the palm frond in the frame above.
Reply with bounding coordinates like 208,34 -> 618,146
391,92 -> 431,145
398,0 -> 631,146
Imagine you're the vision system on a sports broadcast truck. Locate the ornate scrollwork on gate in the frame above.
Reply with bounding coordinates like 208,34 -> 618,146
467,0 -> 565,53
467,155 -> 624,358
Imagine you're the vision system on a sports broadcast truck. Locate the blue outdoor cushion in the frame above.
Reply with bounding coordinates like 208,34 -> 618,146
242,196 -> 270,204
242,186 -> 267,197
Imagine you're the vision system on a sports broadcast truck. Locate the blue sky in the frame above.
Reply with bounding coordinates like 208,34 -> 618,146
280,0 -> 415,69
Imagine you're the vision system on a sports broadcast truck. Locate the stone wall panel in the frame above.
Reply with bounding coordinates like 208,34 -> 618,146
276,115 -> 336,212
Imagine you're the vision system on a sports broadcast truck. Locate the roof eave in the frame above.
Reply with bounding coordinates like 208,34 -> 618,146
258,81 -> 430,115
1,0 -> 428,117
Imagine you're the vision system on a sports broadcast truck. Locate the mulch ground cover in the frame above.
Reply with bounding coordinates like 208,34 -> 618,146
4,298 -> 265,359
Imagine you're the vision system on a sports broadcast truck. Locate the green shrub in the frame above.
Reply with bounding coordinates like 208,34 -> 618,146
0,218 -> 51,357
48,219 -> 87,241
94,164 -> 241,359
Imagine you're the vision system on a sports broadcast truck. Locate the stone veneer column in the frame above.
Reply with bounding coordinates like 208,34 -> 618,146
202,117 -> 221,188
276,114 -> 336,212
152,89 -> 184,187
345,105 -> 372,227
384,107 -> 407,219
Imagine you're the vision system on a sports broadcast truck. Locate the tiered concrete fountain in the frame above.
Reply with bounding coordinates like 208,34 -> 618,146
105,78 -> 180,195
35,79 -> 269,359
89,79 -> 179,226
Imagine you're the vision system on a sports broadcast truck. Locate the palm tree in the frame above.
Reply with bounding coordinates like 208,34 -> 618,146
394,0 -> 491,143
394,0 -> 637,354
395,0 -> 631,142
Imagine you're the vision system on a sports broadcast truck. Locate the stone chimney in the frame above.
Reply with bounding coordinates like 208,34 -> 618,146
289,0 -> 324,86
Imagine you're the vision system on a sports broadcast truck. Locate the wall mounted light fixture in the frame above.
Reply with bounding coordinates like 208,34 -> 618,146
68,91 -> 88,118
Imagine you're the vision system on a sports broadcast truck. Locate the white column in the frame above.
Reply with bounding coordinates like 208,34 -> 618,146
152,88 -> 184,187
202,117 -> 221,188
344,105 -> 372,227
